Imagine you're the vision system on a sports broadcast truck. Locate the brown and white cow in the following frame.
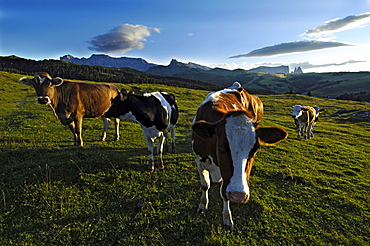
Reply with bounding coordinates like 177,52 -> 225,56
292,105 -> 316,139
19,72 -> 120,146
192,82 -> 288,231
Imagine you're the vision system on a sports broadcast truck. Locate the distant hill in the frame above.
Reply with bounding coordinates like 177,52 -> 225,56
0,55 -> 219,91
1,55 -> 369,101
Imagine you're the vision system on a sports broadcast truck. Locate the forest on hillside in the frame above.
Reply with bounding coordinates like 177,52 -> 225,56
0,56 -> 220,91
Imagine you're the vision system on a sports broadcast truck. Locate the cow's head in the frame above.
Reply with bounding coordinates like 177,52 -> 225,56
192,112 -> 288,203
19,72 -> 63,104
105,89 -> 135,118
291,105 -> 309,119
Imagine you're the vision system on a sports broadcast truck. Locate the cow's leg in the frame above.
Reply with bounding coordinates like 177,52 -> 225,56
297,124 -> 302,139
143,132 -> 155,172
156,133 -> 165,171
222,199 -> 234,231
68,121 -> 79,146
164,130 -> 169,153
100,116 -> 109,142
114,118 -> 120,141
170,126 -> 176,154
74,117 -> 84,146
307,122 -> 314,139
195,155 -> 211,214
303,124 -> 308,139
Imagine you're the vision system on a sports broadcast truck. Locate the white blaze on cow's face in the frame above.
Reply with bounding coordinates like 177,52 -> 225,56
34,78 -> 53,104
224,114 -> 257,203
292,105 -> 303,119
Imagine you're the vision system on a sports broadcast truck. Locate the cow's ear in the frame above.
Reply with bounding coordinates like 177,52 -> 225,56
19,77 -> 34,86
52,77 -> 64,86
256,126 -> 288,145
192,121 -> 216,139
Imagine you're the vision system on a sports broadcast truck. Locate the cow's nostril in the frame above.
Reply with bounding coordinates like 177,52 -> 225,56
38,98 -> 48,104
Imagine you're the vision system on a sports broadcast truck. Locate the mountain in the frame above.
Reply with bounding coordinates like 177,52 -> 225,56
292,67 -> 303,74
60,54 -> 156,71
249,65 -> 289,74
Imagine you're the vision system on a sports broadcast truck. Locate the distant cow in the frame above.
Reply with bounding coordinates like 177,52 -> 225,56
105,89 -> 178,172
291,105 -> 316,139
19,72 -> 120,146
192,82 -> 288,230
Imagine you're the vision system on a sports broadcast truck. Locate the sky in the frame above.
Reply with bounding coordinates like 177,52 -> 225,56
1,0 -> 370,73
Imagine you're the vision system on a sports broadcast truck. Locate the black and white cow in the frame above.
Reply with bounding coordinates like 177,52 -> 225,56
105,89 -> 178,172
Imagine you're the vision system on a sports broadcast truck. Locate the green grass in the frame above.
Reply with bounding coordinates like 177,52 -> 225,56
0,71 -> 369,245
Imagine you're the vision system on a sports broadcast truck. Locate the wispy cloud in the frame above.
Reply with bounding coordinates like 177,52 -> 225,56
229,40 -> 351,58
230,12 -> 370,59
302,12 -> 370,37
290,60 -> 366,69
87,24 -> 160,54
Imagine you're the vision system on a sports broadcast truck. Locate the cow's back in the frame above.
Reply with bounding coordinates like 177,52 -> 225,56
192,89 -> 263,164
58,81 -> 119,118
301,106 -> 316,123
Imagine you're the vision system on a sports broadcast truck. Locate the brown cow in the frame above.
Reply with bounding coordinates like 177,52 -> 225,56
292,105 -> 316,139
192,82 -> 288,230
19,72 -> 120,146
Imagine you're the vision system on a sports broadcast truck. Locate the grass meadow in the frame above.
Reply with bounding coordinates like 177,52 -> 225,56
0,71 -> 369,245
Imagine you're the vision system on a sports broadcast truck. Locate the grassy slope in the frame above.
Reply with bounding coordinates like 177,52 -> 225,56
0,71 -> 369,245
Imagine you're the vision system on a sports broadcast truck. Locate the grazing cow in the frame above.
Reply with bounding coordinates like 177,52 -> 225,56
192,82 -> 288,230
105,89 -> 179,172
291,105 -> 316,139
19,72 -> 120,146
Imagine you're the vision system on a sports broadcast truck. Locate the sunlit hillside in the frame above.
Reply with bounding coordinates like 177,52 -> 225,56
0,71 -> 369,245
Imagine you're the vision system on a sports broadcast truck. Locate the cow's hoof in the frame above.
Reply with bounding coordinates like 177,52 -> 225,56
157,161 -> 164,171
223,224 -> 235,232
197,206 -> 208,214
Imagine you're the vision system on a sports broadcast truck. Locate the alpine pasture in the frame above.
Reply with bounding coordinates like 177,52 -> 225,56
0,71 -> 369,245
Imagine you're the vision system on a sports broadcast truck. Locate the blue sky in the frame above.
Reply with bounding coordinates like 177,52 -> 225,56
1,0 -> 370,73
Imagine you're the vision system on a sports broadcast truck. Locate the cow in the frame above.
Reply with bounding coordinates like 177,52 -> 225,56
105,89 -> 179,172
191,82 -> 288,231
19,72 -> 120,146
291,105 -> 316,139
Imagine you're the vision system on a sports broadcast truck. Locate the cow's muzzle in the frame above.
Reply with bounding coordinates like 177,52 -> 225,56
226,191 -> 249,203
37,96 -> 51,104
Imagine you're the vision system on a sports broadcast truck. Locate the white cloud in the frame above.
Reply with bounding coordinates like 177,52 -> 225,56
87,24 -> 161,54
229,40 -> 352,58
302,12 -> 370,37
290,60 -> 366,69
229,12 -> 369,60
